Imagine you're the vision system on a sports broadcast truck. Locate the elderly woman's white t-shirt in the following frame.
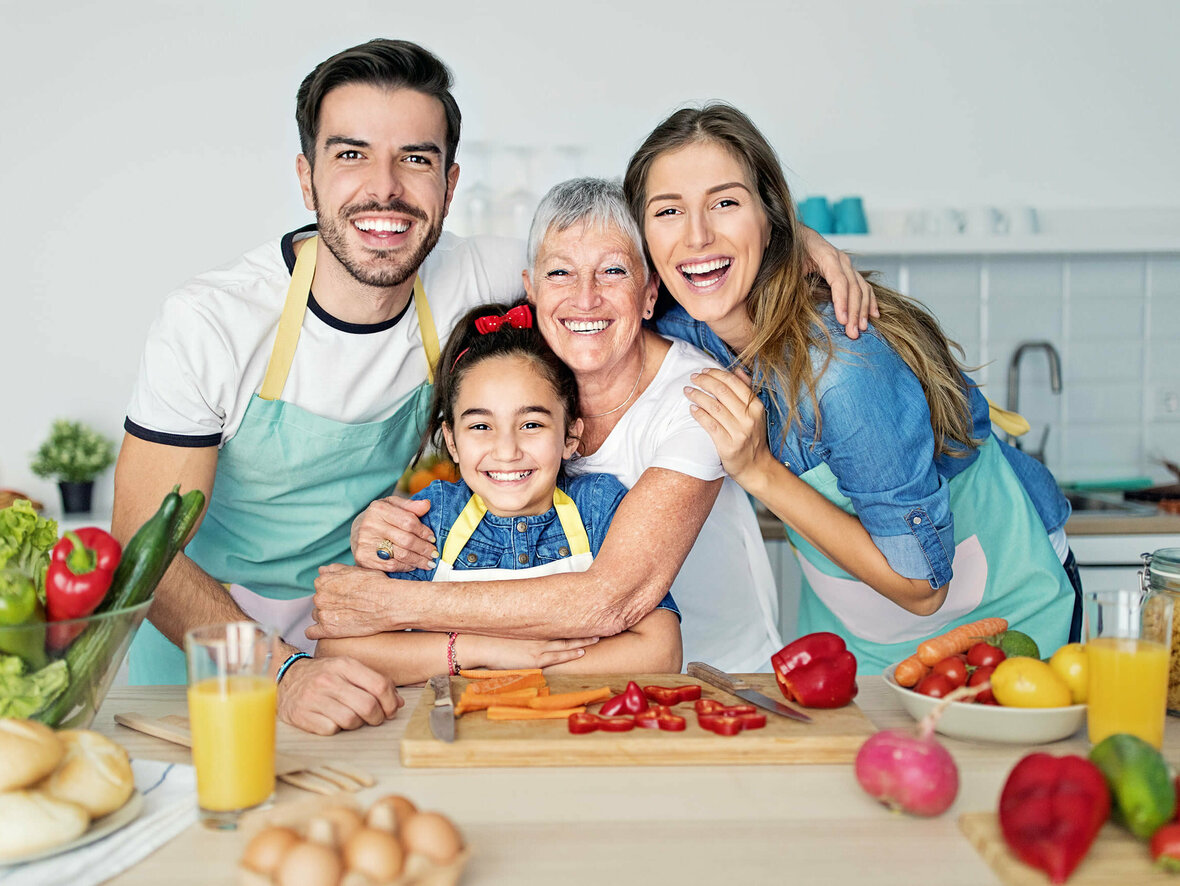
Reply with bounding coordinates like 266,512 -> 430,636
569,338 -> 783,672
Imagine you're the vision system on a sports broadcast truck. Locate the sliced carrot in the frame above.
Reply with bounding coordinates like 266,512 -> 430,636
526,687 -> 611,710
893,654 -> 929,688
486,705 -> 586,720
466,673 -> 548,695
458,668 -> 543,679
916,617 -> 1009,666
454,687 -> 540,716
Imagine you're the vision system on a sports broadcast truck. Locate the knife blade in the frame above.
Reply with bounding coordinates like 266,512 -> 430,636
427,674 -> 456,742
686,661 -> 812,723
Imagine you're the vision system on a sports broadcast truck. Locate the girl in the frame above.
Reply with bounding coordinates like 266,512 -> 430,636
317,301 -> 682,684
623,104 -> 1080,674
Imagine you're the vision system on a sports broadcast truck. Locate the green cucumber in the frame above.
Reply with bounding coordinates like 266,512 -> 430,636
1090,733 -> 1176,839
167,489 -> 206,559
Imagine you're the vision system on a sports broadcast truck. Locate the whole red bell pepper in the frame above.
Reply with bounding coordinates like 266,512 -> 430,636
999,753 -> 1110,884
770,632 -> 858,708
1152,822 -> 1180,872
599,681 -> 649,717
46,528 -> 121,649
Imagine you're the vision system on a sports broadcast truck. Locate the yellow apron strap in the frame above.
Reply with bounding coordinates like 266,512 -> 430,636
260,235 -> 318,401
552,489 -> 591,556
987,399 -> 1030,438
440,494 -> 489,566
413,276 -> 440,385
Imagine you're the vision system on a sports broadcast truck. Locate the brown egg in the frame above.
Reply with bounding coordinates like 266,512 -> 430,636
307,806 -> 364,847
343,827 -> 404,883
400,812 -> 463,865
365,795 -> 417,834
241,826 -> 301,875
275,840 -> 343,886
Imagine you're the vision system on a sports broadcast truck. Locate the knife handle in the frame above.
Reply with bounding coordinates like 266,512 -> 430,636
686,662 -> 748,692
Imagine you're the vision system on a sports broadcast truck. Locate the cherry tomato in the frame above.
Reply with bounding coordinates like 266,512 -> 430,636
966,642 -> 1006,668
931,654 -> 968,688
967,665 -> 998,704
916,672 -> 955,698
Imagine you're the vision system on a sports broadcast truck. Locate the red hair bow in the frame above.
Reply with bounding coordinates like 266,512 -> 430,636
474,304 -> 533,334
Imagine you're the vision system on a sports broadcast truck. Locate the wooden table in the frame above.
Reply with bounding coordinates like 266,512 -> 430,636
92,678 -> 1180,885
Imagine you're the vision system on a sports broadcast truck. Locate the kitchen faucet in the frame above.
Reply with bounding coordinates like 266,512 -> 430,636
1006,341 -> 1062,460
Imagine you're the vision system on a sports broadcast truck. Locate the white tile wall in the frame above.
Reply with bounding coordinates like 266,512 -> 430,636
852,252 -> 1180,483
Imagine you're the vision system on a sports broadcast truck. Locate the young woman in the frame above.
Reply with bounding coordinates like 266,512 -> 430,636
316,302 -> 681,683
623,104 -> 1080,673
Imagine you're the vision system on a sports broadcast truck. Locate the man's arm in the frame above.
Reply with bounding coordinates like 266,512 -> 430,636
114,434 -> 403,734
310,469 -> 721,641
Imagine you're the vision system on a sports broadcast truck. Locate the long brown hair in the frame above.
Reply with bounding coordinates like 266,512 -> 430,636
623,103 -> 979,458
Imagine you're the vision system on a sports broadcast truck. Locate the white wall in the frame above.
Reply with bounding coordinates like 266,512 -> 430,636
3,0 -> 1178,510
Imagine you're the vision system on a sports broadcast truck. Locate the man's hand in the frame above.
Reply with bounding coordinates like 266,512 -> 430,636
309,564 -> 394,640
798,225 -> 878,339
351,495 -> 436,571
277,655 -> 402,735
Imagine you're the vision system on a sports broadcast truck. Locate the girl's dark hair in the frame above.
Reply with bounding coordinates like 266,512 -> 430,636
415,300 -> 581,465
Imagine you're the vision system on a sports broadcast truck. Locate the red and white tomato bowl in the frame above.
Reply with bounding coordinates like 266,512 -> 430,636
883,662 -> 1086,744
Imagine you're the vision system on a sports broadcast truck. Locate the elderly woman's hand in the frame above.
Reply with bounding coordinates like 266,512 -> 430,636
798,226 -> 878,339
351,495 -> 438,571
685,367 -> 774,487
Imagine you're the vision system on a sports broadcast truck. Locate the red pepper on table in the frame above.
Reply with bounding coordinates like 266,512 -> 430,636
1151,822 -> 1180,872
642,684 -> 702,706
770,632 -> 858,708
45,528 -> 121,649
634,704 -> 686,731
599,681 -> 649,717
999,753 -> 1110,884
697,705 -> 767,735
568,713 -> 637,735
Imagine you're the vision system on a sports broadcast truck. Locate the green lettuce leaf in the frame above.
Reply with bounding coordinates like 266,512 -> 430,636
0,657 -> 68,718
0,500 -> 59,603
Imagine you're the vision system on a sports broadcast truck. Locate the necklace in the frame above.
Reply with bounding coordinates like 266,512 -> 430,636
583,334 -> 647,419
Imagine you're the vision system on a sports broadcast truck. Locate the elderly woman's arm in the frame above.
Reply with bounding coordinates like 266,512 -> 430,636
309,469 -> 720,641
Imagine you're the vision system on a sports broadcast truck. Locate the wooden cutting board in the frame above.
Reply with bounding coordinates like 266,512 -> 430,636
959,812 -> 1174,884
400,673 -> 874,767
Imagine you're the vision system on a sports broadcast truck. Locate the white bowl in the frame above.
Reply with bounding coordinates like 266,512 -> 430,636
883,662 -> 1087,744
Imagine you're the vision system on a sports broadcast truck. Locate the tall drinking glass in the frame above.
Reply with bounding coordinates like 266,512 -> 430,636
185,622 -> 278,829
1083,589 -> 1172,748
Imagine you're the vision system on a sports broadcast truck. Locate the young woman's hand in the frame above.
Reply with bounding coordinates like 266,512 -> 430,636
350,495 -> 437,571
685,367 -> 775,488
458,634 -> 599,671
798,225 -> 878,339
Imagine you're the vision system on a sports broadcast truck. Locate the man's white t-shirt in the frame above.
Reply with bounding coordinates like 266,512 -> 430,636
125,226 -> 526,445
570,338 -> 783,673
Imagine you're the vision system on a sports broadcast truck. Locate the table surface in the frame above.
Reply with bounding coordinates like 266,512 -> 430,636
92,678 -> 1180,885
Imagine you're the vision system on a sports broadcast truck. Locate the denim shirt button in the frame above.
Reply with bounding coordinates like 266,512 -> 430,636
912,516 -> 922,525
466,553 -> 477,564
516,520 -> 527,532
517,553 -> 529,565
558,546 -> 569,557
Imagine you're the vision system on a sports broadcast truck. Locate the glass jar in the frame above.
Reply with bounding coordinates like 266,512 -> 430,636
1142,548 -> 1180,715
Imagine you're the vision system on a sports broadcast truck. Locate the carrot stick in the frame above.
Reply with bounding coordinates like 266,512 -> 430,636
916,617 -> 1009,666
893,654 -> 929,688
486,705 -> 586,720
459,668 -> 543,679
454,687 -> 539,716
526,687 -> 611,710
466,673 -> 548,695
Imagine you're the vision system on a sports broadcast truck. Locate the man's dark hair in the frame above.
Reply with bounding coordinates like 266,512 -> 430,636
296,39 -> 461,169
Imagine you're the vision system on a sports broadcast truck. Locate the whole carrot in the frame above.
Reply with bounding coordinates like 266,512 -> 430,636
916,617 -> 1008,666
893,654 -> 929,688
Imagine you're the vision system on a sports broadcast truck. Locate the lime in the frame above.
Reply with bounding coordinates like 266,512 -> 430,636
999,630 -> 1040,659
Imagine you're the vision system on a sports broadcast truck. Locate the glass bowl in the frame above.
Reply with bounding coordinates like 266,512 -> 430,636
0,598 -> 152,728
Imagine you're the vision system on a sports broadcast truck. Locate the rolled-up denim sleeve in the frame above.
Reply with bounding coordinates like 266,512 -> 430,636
812,334 -> 955,588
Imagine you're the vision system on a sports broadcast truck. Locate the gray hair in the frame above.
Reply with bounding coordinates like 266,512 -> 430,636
526,177 -> 648,283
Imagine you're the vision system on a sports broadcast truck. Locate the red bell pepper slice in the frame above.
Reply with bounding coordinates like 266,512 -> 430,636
999,753 -> 1110,884
695,699 -> 726,715
643,684 -> 702,706
634,704 -> 687,731
770,632 -> 858,708
597,715 -> 637,732
599,680 -> 650,716
567,713 -> 638,734
697,705 -> 768,735
46,528 -> 121,649
699,713 -> 744,735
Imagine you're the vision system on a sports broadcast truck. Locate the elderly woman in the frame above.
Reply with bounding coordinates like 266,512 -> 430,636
313,178 -> 784,673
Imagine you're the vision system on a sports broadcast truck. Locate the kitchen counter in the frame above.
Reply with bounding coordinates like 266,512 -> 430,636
92,679 -> 1180,885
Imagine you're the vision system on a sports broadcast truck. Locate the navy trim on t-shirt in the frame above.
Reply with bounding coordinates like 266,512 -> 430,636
124,418 -> 220,448
279,224 -> 414,335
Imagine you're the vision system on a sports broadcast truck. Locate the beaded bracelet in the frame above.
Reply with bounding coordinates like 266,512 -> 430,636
276,651 -> 312,684
446,632 -> 461,676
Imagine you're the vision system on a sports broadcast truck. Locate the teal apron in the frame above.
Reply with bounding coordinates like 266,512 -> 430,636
789,436 -> 1072,675
129,235 -> 441,684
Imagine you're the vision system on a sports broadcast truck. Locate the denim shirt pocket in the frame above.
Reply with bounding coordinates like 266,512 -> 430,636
452,536 -> 513,570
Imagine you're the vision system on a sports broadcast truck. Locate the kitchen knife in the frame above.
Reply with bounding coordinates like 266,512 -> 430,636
427,674 -> 456,742
686,661 -> 812,723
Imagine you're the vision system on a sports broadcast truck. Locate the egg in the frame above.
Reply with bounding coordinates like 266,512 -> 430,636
307,806 -> 364,847
400,812 -> 463,865
343,827 -> 404,883
241,826 -> 301,875
365,795 -> 417,834
275,840 -> 343,886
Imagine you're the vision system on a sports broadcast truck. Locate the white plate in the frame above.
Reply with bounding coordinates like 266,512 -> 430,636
883,663 -> 1086,744
1,790 -> 144,866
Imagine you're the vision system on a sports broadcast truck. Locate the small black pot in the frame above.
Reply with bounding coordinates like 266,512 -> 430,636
58,481 -> 94,514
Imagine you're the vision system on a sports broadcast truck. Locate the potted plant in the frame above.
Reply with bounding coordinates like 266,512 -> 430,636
30,419 -> 117,514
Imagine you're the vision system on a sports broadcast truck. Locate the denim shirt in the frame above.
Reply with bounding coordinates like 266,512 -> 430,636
398,472 -> 680,618
654,303 -> 1070,589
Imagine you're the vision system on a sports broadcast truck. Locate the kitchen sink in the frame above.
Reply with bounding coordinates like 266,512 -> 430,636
1063,491 -> 1157,515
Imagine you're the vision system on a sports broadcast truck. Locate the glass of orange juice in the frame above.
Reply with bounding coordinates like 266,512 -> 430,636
184,622 -> 278,829
1083,589 -> 1173,749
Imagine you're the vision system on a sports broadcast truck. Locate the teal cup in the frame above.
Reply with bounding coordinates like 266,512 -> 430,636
798,196 -> 834,234
834,197 -> 869,234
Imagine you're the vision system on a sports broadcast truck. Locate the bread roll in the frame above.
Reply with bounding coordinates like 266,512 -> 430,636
0,719 -> 65,791
40,730 -> 135,818
0,790 -> 89,859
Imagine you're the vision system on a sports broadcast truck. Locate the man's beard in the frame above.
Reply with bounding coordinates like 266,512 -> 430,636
313,186 -> 444,289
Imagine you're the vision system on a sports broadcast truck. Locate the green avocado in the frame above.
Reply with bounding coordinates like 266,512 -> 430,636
1089,733 -> 1175,840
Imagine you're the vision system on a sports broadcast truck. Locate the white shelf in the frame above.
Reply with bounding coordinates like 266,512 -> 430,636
828,233 -> 1180,257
